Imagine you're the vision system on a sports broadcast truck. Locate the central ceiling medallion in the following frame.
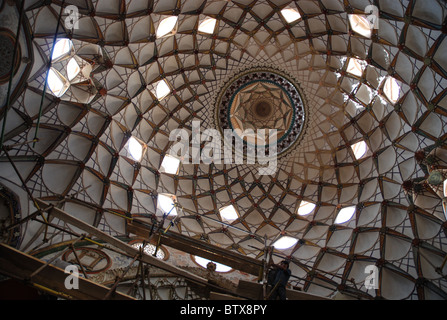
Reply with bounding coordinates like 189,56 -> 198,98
216,67 -> 308,158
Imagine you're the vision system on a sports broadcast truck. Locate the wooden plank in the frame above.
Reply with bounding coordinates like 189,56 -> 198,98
236,280 -> 330,300
236,280 -> 264,300
35,199 -> 208,287
0,244 -> 134,300
285,288 -> 330,300
128,220 -> 263,276
209,292 -> 246,300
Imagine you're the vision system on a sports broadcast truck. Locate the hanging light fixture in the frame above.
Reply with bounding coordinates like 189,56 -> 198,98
426,170 -> 447,219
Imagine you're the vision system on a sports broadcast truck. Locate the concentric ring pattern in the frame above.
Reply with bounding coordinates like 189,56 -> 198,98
216,67 -> 307,157
1,0 -> 447,300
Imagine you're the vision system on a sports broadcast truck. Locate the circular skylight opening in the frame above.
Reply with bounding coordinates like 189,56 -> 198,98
156,16 -> 178,38
383,76 -> 401,104
348,15 -> 372,38
128,136 -> 144,162
351,140 -> 368,160
297,201 -> 316,216
193,256 -> 232,273
52,38 -> 73,61
47,68 -> 69,97
67,58 -> 81,81
273,236 -> 299,250
216,68 -> 308,159
335,206 -> 356,224
219,205 -> 239,223
281,8 -> 301,23
346,58 -> 365,77
155,79 -> 171,100
160,154 -> 181,175
157,194 -> 178,217
198,18 -> 217,34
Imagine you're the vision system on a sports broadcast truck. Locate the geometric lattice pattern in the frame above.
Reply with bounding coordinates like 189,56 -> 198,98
1,0 -> 447,300
229,80 -> 295,141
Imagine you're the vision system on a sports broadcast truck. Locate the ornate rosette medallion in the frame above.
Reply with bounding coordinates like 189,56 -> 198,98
215,67 -> 308,159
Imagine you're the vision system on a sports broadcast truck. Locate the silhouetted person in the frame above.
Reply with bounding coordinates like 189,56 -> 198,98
268,260 -> 291,300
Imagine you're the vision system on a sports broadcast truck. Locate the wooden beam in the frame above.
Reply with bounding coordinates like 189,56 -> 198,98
128,219 -> 264,276
103,253 -> 139,300
0,244 -> 134,300
236,280 -> 330,301
35,199 -> 208,287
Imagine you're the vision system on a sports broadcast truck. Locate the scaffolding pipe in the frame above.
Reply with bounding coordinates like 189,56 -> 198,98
138,244 -> 147,300
3,139 -> 39,151
266,245 -> 358,285
250,245 -> 344,294
103,253 -> 139,300
35,198 -> 209,286
28,236 -> 84,280
31,283 -> 74,300
124,243 -> 147,299
146,265 -> 153,300
178,203 -> 265,241
0,0 -> 26,150
0,243 -> 135,300
69,243 -> 89,279
6,207 -> 49,232
32,0 -> 66,148
2,146 -> 43,213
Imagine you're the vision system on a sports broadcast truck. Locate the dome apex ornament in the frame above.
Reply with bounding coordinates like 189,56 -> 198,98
215,67 -> 308,160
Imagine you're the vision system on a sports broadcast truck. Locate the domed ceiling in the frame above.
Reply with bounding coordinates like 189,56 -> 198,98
1,0 -> 447,300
